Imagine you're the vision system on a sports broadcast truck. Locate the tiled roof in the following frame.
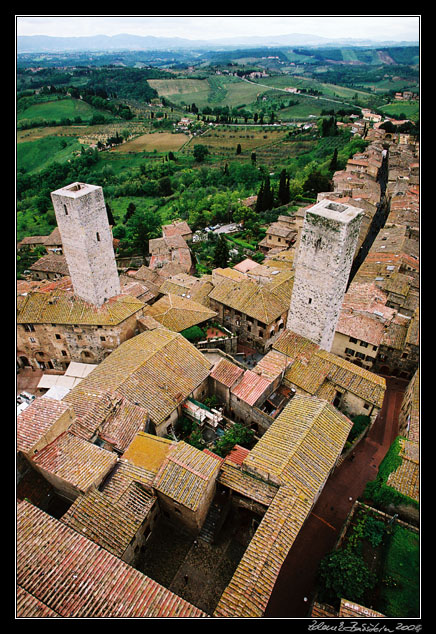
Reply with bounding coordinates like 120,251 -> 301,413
99,398 -> 149,452
153,441 -> 221,511
143,293 -> 216,332
387,438 -> 419,502
61,483 -> 156,558
17,396 -> 74,454
231,370 -> 272,406
214,480 -> 312,617
29,253 -> 69,274
242,395 -> 352,491
214,395 -> 352,618
210,357 -> 244,388
64,388 -> 120,441
218,463 -> 278,507
101,458 -> 156,498
274,330 -> 386,408
122,432 -> 175,474
32,432 -> 118,494
63,329 -> 212,426
339,599 -> 385,618
17,501 -> 207,617
17,289 -> 144,326
162,220 -> 192,238
209,277 -> 288,324
16,586 -> 60,617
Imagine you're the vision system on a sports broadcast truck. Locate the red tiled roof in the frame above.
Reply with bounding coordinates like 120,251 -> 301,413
210,357 -> 244,388
231,370 -> 272,406
17,501 -> 207,618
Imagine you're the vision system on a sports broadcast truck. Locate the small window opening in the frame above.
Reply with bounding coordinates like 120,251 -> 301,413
64,204 -> 68,215
96,232 -> 100,242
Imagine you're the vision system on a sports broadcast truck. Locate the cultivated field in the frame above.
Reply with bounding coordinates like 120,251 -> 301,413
111,131 -> 189,153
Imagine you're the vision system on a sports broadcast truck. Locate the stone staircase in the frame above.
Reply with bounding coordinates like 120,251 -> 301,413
198,503 -> 223,544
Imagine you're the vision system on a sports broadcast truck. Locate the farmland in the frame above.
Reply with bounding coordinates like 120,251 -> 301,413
16,43 -> 419,247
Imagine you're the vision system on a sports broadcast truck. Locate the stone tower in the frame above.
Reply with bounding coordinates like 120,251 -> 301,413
287,199 -> 363,351
50,182 -> 120,307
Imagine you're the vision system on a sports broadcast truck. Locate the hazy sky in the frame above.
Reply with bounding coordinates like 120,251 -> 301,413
16,15 -> 420,42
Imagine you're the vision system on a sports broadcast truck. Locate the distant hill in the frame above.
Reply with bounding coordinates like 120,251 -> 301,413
17,32 -> 418,53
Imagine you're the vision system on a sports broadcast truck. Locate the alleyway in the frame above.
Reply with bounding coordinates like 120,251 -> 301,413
264,376 -> 408,618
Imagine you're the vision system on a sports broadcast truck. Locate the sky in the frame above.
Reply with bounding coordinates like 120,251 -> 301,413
16,15 -> 420,42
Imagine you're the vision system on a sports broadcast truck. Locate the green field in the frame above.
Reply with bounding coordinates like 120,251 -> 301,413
17,136 -> 84,173
380,100 -> 419,121
378,525 -> 420,617
17,96 -> 103,125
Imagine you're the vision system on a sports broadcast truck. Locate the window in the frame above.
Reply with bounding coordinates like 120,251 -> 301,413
61,350 -> 67,356
55,334 -> 61,340
308,298 -> 312,305
96,232 -> 100,241
349,337 -> 357,343
63,204 -> 68,215
100,336 -> 106,342
360,341 -> 368,348
345,348 -> 355,356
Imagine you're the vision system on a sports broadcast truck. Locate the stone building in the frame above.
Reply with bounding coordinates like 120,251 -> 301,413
287,199 -> 363,352
50,182 -> 120,307
17,282 -> 145,370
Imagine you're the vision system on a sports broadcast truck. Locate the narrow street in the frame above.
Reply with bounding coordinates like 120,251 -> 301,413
264,376 -> 408,618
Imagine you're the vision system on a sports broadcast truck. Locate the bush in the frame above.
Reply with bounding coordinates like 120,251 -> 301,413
318,548 -> 377,607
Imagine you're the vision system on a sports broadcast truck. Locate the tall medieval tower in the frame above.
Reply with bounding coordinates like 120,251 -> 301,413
287,199 -> 363,351
50,182 -> 120,307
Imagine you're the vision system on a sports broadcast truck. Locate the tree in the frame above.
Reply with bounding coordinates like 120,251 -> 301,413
329,148 -> 339,172
303,170 -> 332,197
214,423 -> 255,457
193,145 -> 209,162
317,549 -> 376,606
278,169 -> 290,205
213,235 -> 230,268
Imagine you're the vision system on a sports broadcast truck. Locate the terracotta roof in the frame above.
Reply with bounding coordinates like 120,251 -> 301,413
99,398 -> 149,452
231,370 -> 272,406
17,501 -> 207,617
63,329 -> 212,427
16,586 -> 60,617
32,432 -> 118,495
210,357 -> 244,388
122,432 -> 175,474
209,277 -> 288,324
274,330 -> 386,408
153,441 -> 221,511
29,253 -> 69,274
242,395 -> 352,490
387,438 -> 419,502
162,220 -> 192,239
17,396 -> 74,455
61,482 -> 156,558
214,395 -> 352,618
143,293 -> 216,332
218,462 -> 278,506
17,289 -> 144,326
339,599 -> 385,618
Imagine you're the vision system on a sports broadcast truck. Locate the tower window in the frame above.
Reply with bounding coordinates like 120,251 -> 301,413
96,232 -> 100,241
308,298 -> 312,304
63,204 -> 68,215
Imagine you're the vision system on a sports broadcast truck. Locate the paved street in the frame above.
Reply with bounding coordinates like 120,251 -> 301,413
264,376 -> 408,618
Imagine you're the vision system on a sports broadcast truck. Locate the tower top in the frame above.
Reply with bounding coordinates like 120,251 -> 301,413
306,199 -> 362,225
51,182 -> 100,199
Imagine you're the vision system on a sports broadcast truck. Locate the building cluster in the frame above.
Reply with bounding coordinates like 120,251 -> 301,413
16,118 -> 419,617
